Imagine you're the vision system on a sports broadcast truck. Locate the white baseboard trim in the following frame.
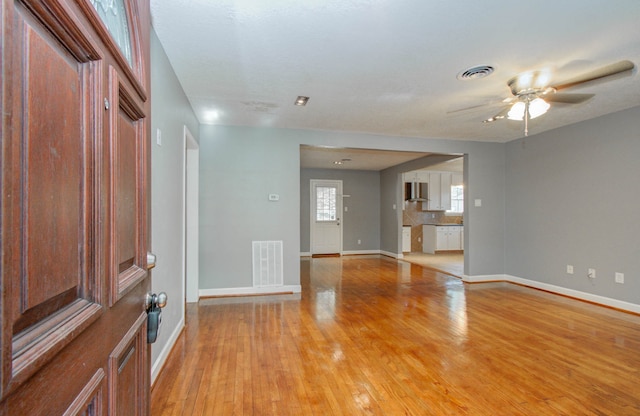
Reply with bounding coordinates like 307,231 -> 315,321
151,317 -> 185,386
380,250 -> 401,259
463,273 -> 640,314
199,285 -> 302,298
507,274 -> 640,314
302,250 -> 385,257
462,274 -> 509,283
342,249 -> 381,256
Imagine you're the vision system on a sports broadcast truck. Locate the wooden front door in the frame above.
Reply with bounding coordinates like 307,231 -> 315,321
1,0 -> 152,414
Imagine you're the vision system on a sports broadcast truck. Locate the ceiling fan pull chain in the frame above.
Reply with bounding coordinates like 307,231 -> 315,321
524,100 -> 530,137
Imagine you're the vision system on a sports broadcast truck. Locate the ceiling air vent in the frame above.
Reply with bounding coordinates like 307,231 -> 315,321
457,65 -> 495,80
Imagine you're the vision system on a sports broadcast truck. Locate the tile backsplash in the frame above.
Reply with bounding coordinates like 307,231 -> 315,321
402,201 -> 462,252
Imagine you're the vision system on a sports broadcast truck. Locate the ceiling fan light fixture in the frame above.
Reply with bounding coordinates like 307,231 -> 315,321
507,101 -> 526,120
529,97 -> 550,118
507,98 -> 550,120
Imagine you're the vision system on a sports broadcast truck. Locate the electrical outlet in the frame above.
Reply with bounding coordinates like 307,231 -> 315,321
615,272 -> 624,284
357,239 -> 361,245
566,265 -> 574,274
588,268 -> 596,279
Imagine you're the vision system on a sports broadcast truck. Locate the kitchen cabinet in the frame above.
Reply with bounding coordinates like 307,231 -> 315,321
423,172 -> 452,211
402,226 -> 411,252
423,225 -> 463,254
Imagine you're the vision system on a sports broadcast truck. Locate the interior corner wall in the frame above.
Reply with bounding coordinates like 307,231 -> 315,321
505,106 -> 640,304
300,169 -> 381,253
149,28 -> 199,377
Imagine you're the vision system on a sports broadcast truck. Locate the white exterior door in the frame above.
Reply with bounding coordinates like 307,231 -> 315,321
311,180 -> 343,255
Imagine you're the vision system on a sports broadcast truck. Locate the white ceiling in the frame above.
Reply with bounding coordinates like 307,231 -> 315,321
150,0 -> 640,144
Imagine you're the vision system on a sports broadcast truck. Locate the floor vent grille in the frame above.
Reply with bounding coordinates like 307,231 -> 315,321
252,241 -> 283,287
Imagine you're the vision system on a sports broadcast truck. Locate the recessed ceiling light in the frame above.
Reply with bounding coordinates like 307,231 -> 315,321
333,161 -> 343,165
295,96 -> 309,106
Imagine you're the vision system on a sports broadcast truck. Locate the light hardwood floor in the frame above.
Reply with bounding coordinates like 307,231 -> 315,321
151,255 -> 640,415
402,252 -> 464,277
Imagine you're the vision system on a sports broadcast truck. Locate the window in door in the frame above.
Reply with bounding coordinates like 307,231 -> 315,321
90,0 -> 133,65
316,186 -> 337,221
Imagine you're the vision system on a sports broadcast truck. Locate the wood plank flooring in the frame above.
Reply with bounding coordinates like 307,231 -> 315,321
151,255 -> 640,415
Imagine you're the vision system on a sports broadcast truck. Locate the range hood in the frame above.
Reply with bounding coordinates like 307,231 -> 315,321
404,182 -> 428,202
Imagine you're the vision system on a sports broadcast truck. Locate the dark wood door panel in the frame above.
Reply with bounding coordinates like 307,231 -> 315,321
22,12 -> 84,315
0,281 -> 149,415
2,1 -> 103,395
109,312 -> 147,416
108,67 -> 147,306
62,369 -> 105,415
1,0 -> 151,412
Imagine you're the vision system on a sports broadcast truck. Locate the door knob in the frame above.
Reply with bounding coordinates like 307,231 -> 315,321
145,292 -> 167,344
144,291 -> 168,311
156,292 -> 168,308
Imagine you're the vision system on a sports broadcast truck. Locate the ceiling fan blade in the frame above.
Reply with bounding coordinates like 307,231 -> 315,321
483,107 -> 509,123
446,103 -> 490,114
551,60 -> 635,91
545,93 -> 595,104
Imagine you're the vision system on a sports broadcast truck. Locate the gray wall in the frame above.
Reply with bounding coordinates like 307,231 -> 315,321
199,126 -> 301,289
149,29 -> 199,372
505,106 -> 640,304
300,169 -> 381,252
199,126 -> 508,291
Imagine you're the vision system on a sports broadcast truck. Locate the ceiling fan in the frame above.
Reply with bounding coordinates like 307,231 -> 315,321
483,60 -> 635,136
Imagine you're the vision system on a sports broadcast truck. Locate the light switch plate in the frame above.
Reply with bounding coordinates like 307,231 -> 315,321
474,199 -> 482,207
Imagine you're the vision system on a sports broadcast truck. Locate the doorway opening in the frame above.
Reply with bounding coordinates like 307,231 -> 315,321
184,126 -> 199,303
401,156 -> 465,277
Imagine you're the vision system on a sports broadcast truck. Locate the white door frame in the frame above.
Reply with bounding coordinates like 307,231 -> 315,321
310,179 -> 343,255
183,126 -> 199,303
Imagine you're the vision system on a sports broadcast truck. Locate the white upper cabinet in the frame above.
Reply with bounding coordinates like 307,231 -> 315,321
423,172 -> 452,211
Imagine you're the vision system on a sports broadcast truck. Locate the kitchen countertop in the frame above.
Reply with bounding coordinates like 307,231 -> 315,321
424,223 -> 463,226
